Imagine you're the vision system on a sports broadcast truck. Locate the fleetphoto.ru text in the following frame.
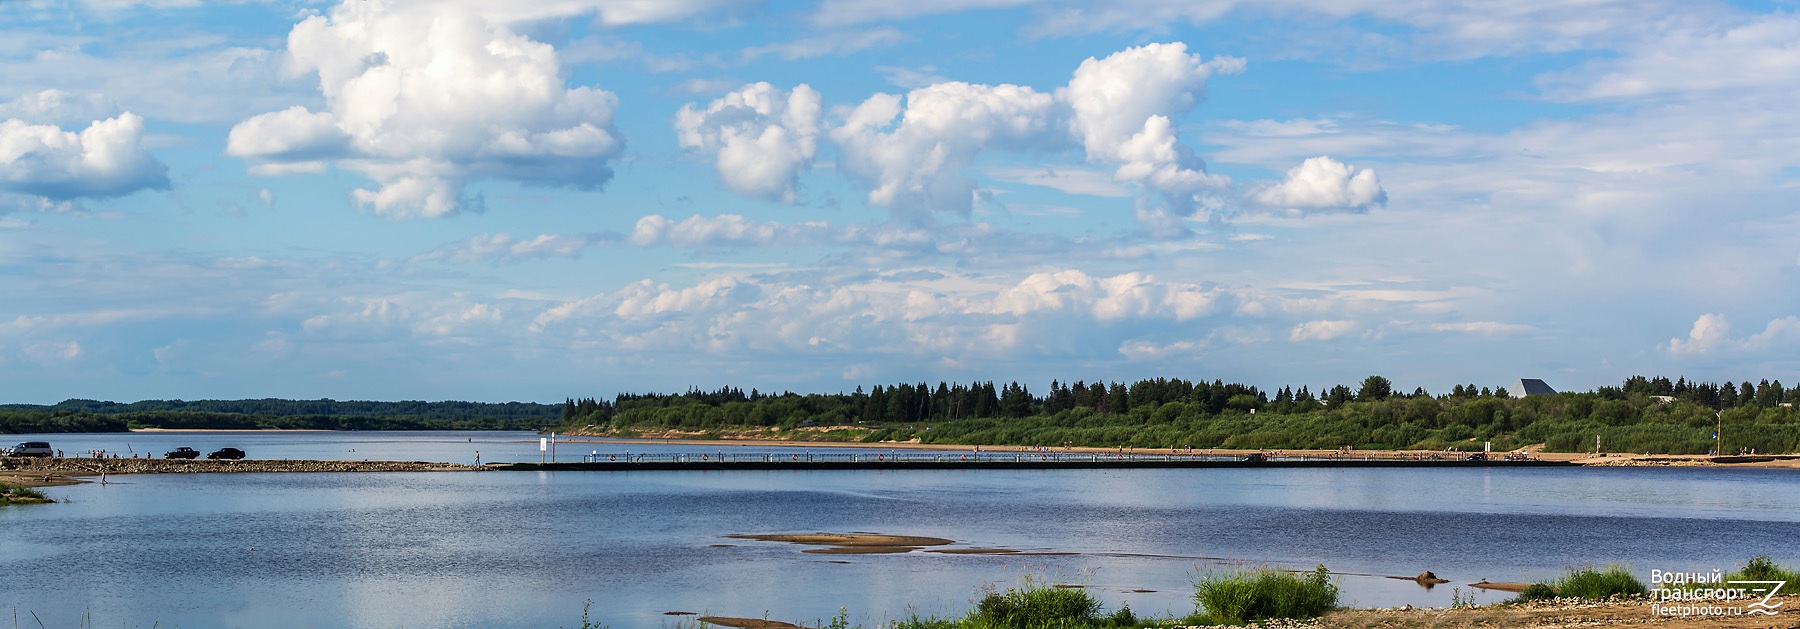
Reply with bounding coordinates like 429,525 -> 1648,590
1649,569 -> 1785,617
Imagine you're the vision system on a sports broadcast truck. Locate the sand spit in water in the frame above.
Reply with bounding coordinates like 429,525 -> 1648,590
695,617 -> 806,629
728,533 -> 954,555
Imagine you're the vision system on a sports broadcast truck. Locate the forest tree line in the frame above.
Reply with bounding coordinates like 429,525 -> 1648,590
559,375 -> 1800,454
0,399 -> 561,434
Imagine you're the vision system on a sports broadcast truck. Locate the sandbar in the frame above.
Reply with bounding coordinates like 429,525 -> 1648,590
729,532 -> 954,555
1469,581 -> 1533,592
695,617 -> 805,629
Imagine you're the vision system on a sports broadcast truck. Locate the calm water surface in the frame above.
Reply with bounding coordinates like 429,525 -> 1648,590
2,431 -> 1797,628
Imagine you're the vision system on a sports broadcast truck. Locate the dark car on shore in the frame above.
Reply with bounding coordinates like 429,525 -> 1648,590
206,448 -> 246,460
165,447 -> 201,459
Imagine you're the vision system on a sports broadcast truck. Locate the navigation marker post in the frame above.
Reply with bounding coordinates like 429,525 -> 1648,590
540,437 -> 547,464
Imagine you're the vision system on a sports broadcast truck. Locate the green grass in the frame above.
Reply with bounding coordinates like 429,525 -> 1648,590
1515,565 -> 1646,601
1188,565 -> 1339,625
0,482 -> 52,504
1721,556 -> 1800,596
892,580 -> 1142,628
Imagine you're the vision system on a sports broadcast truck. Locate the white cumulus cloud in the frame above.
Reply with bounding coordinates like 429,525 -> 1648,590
704,43 -> 1238,230
675,83 -> 822,202
1252,156 -> 1386,212
1669,313 -> 1800,355
1063,43 -> 1239,199
832,81 -> 1065,219
0,112 -> 170,201
227,0 -> 624,218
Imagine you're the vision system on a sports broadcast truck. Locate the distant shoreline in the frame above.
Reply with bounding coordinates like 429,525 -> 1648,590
556,434 -> 1800,468
129,428 -> 335,433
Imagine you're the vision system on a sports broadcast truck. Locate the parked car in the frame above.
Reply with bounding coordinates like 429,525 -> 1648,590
1465,453 -> 1488,461
165,447 -> 201,459
2,441 -> 53,457
1240,452 -> 1267,463
206,447 -> 246,460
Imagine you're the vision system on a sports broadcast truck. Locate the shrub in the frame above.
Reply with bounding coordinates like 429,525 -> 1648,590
1191,565 -> 1339,625
0,482 -> 51,504
972,584 -> 1102,627
1724,556 -> 1800,596
893,580 -> 1139,629
1544,566 -> 1646,600
1513,583 -> 1558,602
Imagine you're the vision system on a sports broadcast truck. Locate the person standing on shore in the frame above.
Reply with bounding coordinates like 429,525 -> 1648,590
474,451 -> 481,466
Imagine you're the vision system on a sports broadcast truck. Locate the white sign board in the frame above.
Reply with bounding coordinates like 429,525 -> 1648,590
540,437 -> 548,452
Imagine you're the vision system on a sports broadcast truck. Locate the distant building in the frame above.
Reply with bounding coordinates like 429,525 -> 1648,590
1511,379 -> 1557,397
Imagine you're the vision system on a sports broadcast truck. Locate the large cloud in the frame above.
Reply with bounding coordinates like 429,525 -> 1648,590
0,110 -> 170,201
831,81 -> 1065,219
1063,43 -> 1235,196
675,83 -> 822,202
227,0 -> 624,218
688,43 -> 1240,227
1062,42 -> 1240,232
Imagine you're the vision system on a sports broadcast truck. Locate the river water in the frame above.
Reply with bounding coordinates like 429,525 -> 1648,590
2,431 -> 1796,628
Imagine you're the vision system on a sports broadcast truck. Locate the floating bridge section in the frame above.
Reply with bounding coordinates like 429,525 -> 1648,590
497,451 -> 1573,471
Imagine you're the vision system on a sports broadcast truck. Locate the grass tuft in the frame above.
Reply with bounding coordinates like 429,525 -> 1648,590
1722,556 -> 1800,596
1515,565 -> 1644,602
0,482 -> 53,505
1189,565 -> 1340,625
1555,565 -> 1646,599
893,578 -> 1140,628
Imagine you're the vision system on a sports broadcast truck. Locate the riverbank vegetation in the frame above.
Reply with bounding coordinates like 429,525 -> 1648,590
0,481 -> 52,504
1516,566 -> 1647,602
1724,556 -> 1800,595
561,375 -> 1800,454
1517,558 -> 1800,603
760,568 -> 1337,628
0,399 -> 559,433
895,580 -> 1143,628
1190,566 -> 1340,625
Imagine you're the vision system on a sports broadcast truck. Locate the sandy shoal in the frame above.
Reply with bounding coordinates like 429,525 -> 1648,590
727,533 -> 954,547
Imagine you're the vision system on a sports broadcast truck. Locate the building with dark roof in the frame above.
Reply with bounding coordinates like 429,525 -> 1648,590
1510,379 -> 1557,397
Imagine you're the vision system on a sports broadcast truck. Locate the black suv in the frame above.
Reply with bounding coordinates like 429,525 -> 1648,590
165,447 -> 201,459
206,448 -> 246,460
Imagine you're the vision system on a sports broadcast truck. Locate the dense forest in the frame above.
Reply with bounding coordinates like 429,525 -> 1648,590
559,375 -> 1800,454
0,399 -> 560,434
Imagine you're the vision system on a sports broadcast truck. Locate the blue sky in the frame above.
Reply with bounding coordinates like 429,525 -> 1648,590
3,0 -> 1799,403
